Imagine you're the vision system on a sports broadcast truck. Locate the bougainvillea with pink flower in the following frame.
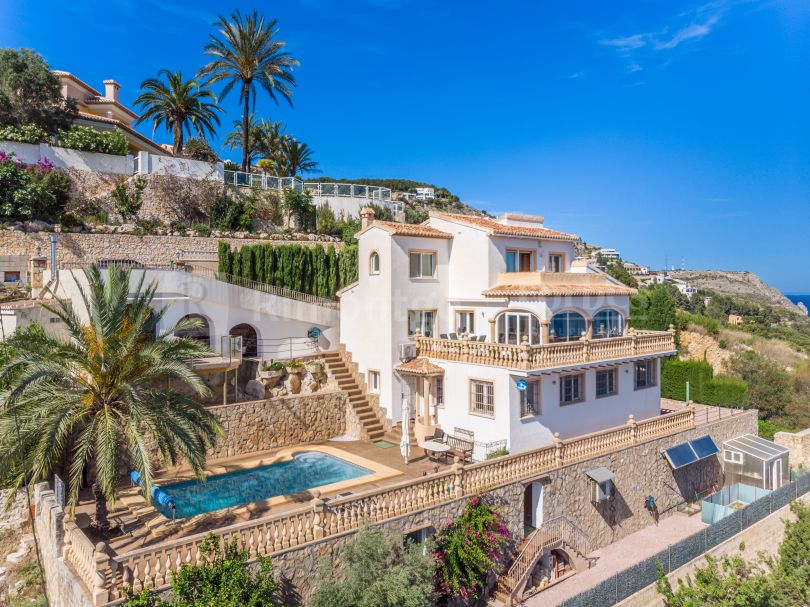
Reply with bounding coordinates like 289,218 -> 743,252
433,495 -> 511,604
0,151 -> 70,221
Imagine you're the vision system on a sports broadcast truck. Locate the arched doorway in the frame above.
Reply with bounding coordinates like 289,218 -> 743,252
230,323 -> 258,357
175,314 -> 211,348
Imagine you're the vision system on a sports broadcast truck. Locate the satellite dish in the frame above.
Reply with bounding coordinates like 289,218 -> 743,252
307,327 -> 322,339
516,379 -> 528,391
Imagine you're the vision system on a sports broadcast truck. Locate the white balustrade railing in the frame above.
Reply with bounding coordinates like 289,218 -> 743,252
223,171 -> 392,201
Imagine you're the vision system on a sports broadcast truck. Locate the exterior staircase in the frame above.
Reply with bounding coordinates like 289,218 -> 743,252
494,516 -> 593,606
323,350 -> 386,442
384,420 -> 418,446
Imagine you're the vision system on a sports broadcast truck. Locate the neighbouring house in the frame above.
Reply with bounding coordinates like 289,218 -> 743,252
339,209 -> 677,453
623,261 -> 650,275
415,187 -> 435,200
728,314 -> 744,326
594,247 -> 621,262
54,70 -> 168,156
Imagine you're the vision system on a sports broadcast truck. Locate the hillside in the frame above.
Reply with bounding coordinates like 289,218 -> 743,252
670,270 -> 803,314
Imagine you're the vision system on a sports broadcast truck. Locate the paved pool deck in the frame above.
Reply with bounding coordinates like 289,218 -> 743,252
74,437 -> 453,555
524,512 -> 708,607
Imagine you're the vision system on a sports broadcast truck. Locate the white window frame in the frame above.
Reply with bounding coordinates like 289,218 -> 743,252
519,378 -> 541,418
408,250 -> 437,279
369,251 -> 380,275
435,376 -> 444,408
368,369 -> 380,394
496,311 -> 542,345
595,368 -> 618,398
724,449 -> 743,464
407,309 -> 437,338
469,379 -> 495,418
455,310 -> 475,334
548,253 -> 565,273
560,373 -> 585,405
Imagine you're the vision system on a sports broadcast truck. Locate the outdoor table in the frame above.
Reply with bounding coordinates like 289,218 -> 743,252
419,440 -> 451,463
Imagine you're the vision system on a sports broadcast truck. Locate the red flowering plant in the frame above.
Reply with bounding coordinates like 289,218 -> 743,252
433,495 -> 511,605
0,151 -> 69,221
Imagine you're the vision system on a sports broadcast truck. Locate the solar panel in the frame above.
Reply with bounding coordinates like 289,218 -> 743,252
664,442 -> 699,469
690,435 -> 719,459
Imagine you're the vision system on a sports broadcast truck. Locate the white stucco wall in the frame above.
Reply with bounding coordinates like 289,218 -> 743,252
0,140 -> 132,174
51,269 -> 340,355
144,153 -> 224,181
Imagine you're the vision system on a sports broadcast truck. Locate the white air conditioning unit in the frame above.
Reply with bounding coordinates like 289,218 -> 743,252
399,342 -> 417,362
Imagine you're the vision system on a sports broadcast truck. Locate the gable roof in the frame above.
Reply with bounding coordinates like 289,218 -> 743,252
429,211 -> 578,241
356,220 -> 453,240
394,357 -> 445,376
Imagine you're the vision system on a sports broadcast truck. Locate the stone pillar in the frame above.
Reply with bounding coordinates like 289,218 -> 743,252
427,376 -> 435,423
540,320 -> 550,344
453,456 -> 464,498
627,414 -> 637,443
311,490 -> 325,539
489,318 -> 496,342
554,432 -> 563,466
687,400 -> 696,425
92,542 -> 110,605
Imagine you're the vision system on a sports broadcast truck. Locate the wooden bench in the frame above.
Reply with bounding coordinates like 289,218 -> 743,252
445,434 -> 474,462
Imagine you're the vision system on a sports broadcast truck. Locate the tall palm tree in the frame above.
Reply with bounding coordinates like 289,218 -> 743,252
280,139 -> 320,177
198,9 -> 299,172
0,266 -> 221,532
134,70 -> 222,156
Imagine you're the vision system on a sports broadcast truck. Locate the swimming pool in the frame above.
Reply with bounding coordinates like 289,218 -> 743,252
153,451 -> 372,518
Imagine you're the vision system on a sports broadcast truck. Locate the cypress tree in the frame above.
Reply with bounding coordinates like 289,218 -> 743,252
327,244 -> 338,296
312,246 -> 327,297
217,241 -> 231,274
231,246 -> 242,277
255,244 -> 265,282
263,245 -> 275,285
240,245 -> 253,280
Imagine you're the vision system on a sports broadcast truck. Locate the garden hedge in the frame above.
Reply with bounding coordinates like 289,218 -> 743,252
661,358 -> 748,407
217,241 -> 357,299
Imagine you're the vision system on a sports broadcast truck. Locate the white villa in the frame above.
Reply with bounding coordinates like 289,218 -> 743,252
339,210 -> 677,453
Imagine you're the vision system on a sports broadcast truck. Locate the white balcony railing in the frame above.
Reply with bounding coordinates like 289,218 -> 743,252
223,171 -> 392,201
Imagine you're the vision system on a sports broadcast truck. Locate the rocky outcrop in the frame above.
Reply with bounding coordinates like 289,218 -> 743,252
670,270 -> 803,314
679,330 -> 733,374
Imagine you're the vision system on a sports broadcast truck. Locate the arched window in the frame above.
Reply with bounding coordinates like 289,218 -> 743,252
496,311 -> 541,345
175,314 -> 211,348
592,310 -> 624,339
369,251 -> 380,275
551,312 -> 586,342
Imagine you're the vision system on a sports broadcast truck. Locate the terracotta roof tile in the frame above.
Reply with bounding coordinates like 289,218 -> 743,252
365,221 -> 453,239
430,212 -> 578,241
483,284 -> 637,297
394,357 -> 445,376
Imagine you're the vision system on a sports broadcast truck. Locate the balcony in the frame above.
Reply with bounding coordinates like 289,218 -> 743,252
414,328 -> 676,371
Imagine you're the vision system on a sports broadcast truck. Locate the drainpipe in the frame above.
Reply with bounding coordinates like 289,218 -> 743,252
38,235 -> 59,300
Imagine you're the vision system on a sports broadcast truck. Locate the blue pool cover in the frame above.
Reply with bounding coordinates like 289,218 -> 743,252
153,451 -> 372,518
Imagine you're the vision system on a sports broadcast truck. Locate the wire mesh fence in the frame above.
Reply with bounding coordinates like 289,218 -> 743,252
557,475 -> 810,607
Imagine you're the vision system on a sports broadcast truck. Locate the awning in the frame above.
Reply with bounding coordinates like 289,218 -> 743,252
586,466 -> 615,484
664,435 -> 719,470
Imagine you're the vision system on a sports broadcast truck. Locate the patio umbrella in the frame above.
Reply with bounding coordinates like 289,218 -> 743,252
400,397 -> 411,464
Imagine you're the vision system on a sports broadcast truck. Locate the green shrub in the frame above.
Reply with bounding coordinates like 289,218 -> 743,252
486,448 -> 509,459
135,218 -> 159,235
59,212 -> 82,229
0,123 -> 48,143
702,375 -> 748,407
661,358 -> 748,407
677,310 -> 719,335
193,223 -> 211,237
168,219 -> 186,232
181,137 -> 219,162
315,202 -> 336,234
57,125 -> 128,156
210,195 -> 249,231
223,160 -> 240,171
404,206 -> 429,224
111,177 -> 145,221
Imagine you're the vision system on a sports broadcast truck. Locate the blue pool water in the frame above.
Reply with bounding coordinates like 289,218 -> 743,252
153,452 -> 372,518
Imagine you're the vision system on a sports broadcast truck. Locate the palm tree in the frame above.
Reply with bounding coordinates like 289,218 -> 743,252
222,114 -> 276,167
0,266 -> 221,532
280,139 -> 320,177
134,70 -> 222,156
198,9 -> 299,172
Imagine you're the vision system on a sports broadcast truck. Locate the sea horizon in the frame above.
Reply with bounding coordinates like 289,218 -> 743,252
786,294 -> 810,313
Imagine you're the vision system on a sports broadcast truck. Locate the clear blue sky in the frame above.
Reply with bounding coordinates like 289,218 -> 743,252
3,0 -> 810,292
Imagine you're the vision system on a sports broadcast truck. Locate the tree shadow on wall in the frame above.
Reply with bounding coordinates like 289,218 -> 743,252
672,456 -> 724,503
275,574 -> 302,607
594,486 -> 633,528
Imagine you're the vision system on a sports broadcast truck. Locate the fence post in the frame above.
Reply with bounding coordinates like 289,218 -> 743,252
453,457 -> 464,497
92,542 -> 110,605
554,433 -> 563,466
687,400 -> 696,426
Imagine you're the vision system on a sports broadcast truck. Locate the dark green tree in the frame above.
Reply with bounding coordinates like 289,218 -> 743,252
727,351 -> 792,419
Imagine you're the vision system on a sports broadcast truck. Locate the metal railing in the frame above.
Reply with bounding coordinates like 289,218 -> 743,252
253,337 -> 320,359
223,171 -> 392,201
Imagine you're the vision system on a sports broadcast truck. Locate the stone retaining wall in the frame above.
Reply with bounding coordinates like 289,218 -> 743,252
775,427 -> 810,469
206,390 -> 350,459
32,484 -> 94,607
0,230 -> 342,268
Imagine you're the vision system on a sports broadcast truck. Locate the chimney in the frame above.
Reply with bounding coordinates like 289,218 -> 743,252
360,207 -> 375,229
103,79 -> 121,103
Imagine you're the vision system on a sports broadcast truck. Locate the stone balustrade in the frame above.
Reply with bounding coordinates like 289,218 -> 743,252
414,328 -> 676,370
67,406 -> 706,604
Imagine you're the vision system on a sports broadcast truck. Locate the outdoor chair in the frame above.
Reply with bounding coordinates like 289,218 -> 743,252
440,333 -> 449,339
445,434 -> 474,462
477,335 -> 487,342
454,427 -> 475,442
449,333 -> 458,340
431,428 -> 446,443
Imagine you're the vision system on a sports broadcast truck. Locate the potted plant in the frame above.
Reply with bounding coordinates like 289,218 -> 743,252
304,358 -> 323,374
258,360 -> 285,382
285,359 -> 304,375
